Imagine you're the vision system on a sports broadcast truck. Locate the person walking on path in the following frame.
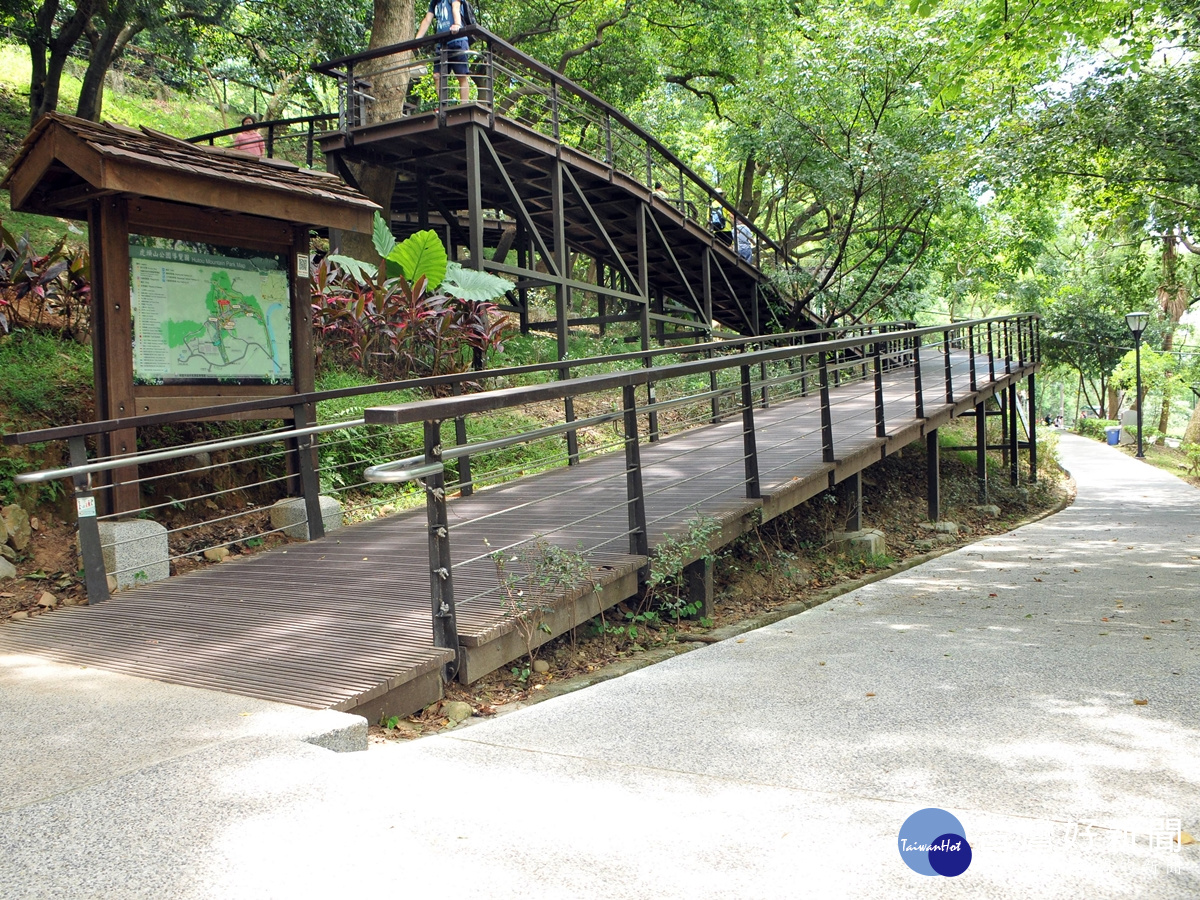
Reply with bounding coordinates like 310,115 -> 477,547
231,115 -> 265,157
417,0 -> 471,103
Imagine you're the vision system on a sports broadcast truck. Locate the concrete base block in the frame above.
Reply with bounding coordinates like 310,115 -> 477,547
98,519 -> 170,590
828,528 -> 886,558
288,710 -> 368,753
270,496 -> 343,540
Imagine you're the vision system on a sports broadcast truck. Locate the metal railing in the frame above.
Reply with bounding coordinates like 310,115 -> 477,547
9,316 -> 1039,679
5,321 -> 912,599
187,113 -> 339,169
355,315 -> 1039,671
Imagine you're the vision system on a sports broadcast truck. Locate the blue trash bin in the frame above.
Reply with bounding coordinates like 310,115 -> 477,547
1105,426 -> 1121,446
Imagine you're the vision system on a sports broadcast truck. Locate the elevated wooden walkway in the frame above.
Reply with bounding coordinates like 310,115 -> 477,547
313,28 -> 811,339
0,330 -> 1040,721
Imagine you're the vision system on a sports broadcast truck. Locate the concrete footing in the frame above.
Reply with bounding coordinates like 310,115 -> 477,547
270,496 -> 344,540
98,519 -> 170,590
828,528 -> 886,558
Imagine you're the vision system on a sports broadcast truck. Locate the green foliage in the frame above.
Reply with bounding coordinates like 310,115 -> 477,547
489,535 -> 596,668
385,229 -> 447,288
645,514 -> 721,622
311,228 -> 513,381
0,329 -> 92,425
1076,417 -> 1118,441
0,224 -> 90,337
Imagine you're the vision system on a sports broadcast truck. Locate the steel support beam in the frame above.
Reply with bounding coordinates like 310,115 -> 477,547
926,428 -> 940,522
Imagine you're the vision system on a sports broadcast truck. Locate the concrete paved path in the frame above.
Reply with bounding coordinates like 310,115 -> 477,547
2,433 -> 1198,898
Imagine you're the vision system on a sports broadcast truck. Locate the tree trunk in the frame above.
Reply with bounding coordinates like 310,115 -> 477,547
1155,231 -> 1190,435
1106,384 -> 1119,419
340,0 -> 415,261
1184,399 -> 1200,445
28,0 -> 97,124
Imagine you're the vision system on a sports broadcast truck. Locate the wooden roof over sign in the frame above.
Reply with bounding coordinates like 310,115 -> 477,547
1,112 -> 378,234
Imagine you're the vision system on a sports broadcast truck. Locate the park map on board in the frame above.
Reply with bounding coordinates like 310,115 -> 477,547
130,243 -> 293,385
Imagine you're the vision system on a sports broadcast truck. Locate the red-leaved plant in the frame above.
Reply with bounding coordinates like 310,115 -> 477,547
312,216 -> 513,379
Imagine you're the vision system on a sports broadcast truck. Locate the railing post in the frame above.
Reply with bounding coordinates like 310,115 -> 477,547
872,342 -> 886,439
1004,320 -> 1012,375
943,328 -> 954,404
551,81 -> 560,140
450,383 -> 473,495
645,145 -> 653,188
604,114 -> 613,168
818,351 -> 835,464
708,347 -> 720,424
306,117 -> 315,168
621,385 -> 650,568
424,420 -> 459,681
968,324 -> 977,392
292,402 -> 325,540
987,322 -> 996,384
265,124 -> 275,159
740,365 -> 761,497
486,48 -> 496,122
68,436 -> 110,606
913,333 -> 925,420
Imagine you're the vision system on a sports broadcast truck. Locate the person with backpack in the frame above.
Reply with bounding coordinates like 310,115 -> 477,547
709,194 -> 732,245
416,0 -> 473,102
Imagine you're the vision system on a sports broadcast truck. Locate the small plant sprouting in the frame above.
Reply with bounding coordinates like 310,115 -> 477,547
645,514 -> 721,622
488,535 -> 595,678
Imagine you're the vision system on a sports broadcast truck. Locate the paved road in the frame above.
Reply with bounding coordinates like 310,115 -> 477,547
2,433 -> 1197,898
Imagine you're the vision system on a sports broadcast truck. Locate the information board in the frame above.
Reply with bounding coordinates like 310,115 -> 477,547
130,241 -> 293,385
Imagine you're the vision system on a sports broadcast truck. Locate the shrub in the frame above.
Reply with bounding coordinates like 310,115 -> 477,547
312,217 -> 513,380
1076,417 -> 1117,441
0,224 -> 90,339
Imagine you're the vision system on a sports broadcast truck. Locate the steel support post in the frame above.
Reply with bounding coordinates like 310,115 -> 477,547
818,351 -> 835,463
703,252 -> 718,423
683,558 -> 714,619
550,162 -> 579,464
975,401 -> 988,502
292,402 -> 325,540
926,429 -> 940,522
841,471 -> 863,532
1000,391 -> 1010,470
1028,373 -> 1038,483
423,420 -> 458,681
1008,383 -> 1019,486
635,205 -> 658,441
621,385 -> 650,570
465,125 -> 485,268
69,435 -> 110,605
740,365 -> 761,498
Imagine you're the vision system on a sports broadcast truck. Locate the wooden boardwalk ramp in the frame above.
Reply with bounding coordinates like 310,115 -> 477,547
0,324 -> 1041,721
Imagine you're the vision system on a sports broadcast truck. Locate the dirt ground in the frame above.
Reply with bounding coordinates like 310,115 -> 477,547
368,431 -> 1072,743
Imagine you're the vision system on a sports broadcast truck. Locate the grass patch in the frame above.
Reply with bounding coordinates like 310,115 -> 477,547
0,329 -> 93,429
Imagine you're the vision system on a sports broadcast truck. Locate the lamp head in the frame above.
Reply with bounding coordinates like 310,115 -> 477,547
1125,311 -> 1149,337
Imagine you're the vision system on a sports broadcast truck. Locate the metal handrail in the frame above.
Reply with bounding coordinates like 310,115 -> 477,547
364,316 -> 1039,427
3,320 -> 914,446
15,419 -> 364,485
311,27 -> 791,265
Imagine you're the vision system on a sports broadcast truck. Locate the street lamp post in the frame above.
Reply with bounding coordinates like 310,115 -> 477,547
1125,311 -> 1149,459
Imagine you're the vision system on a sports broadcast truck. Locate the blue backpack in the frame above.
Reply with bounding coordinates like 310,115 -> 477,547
433,0 -> 475,33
